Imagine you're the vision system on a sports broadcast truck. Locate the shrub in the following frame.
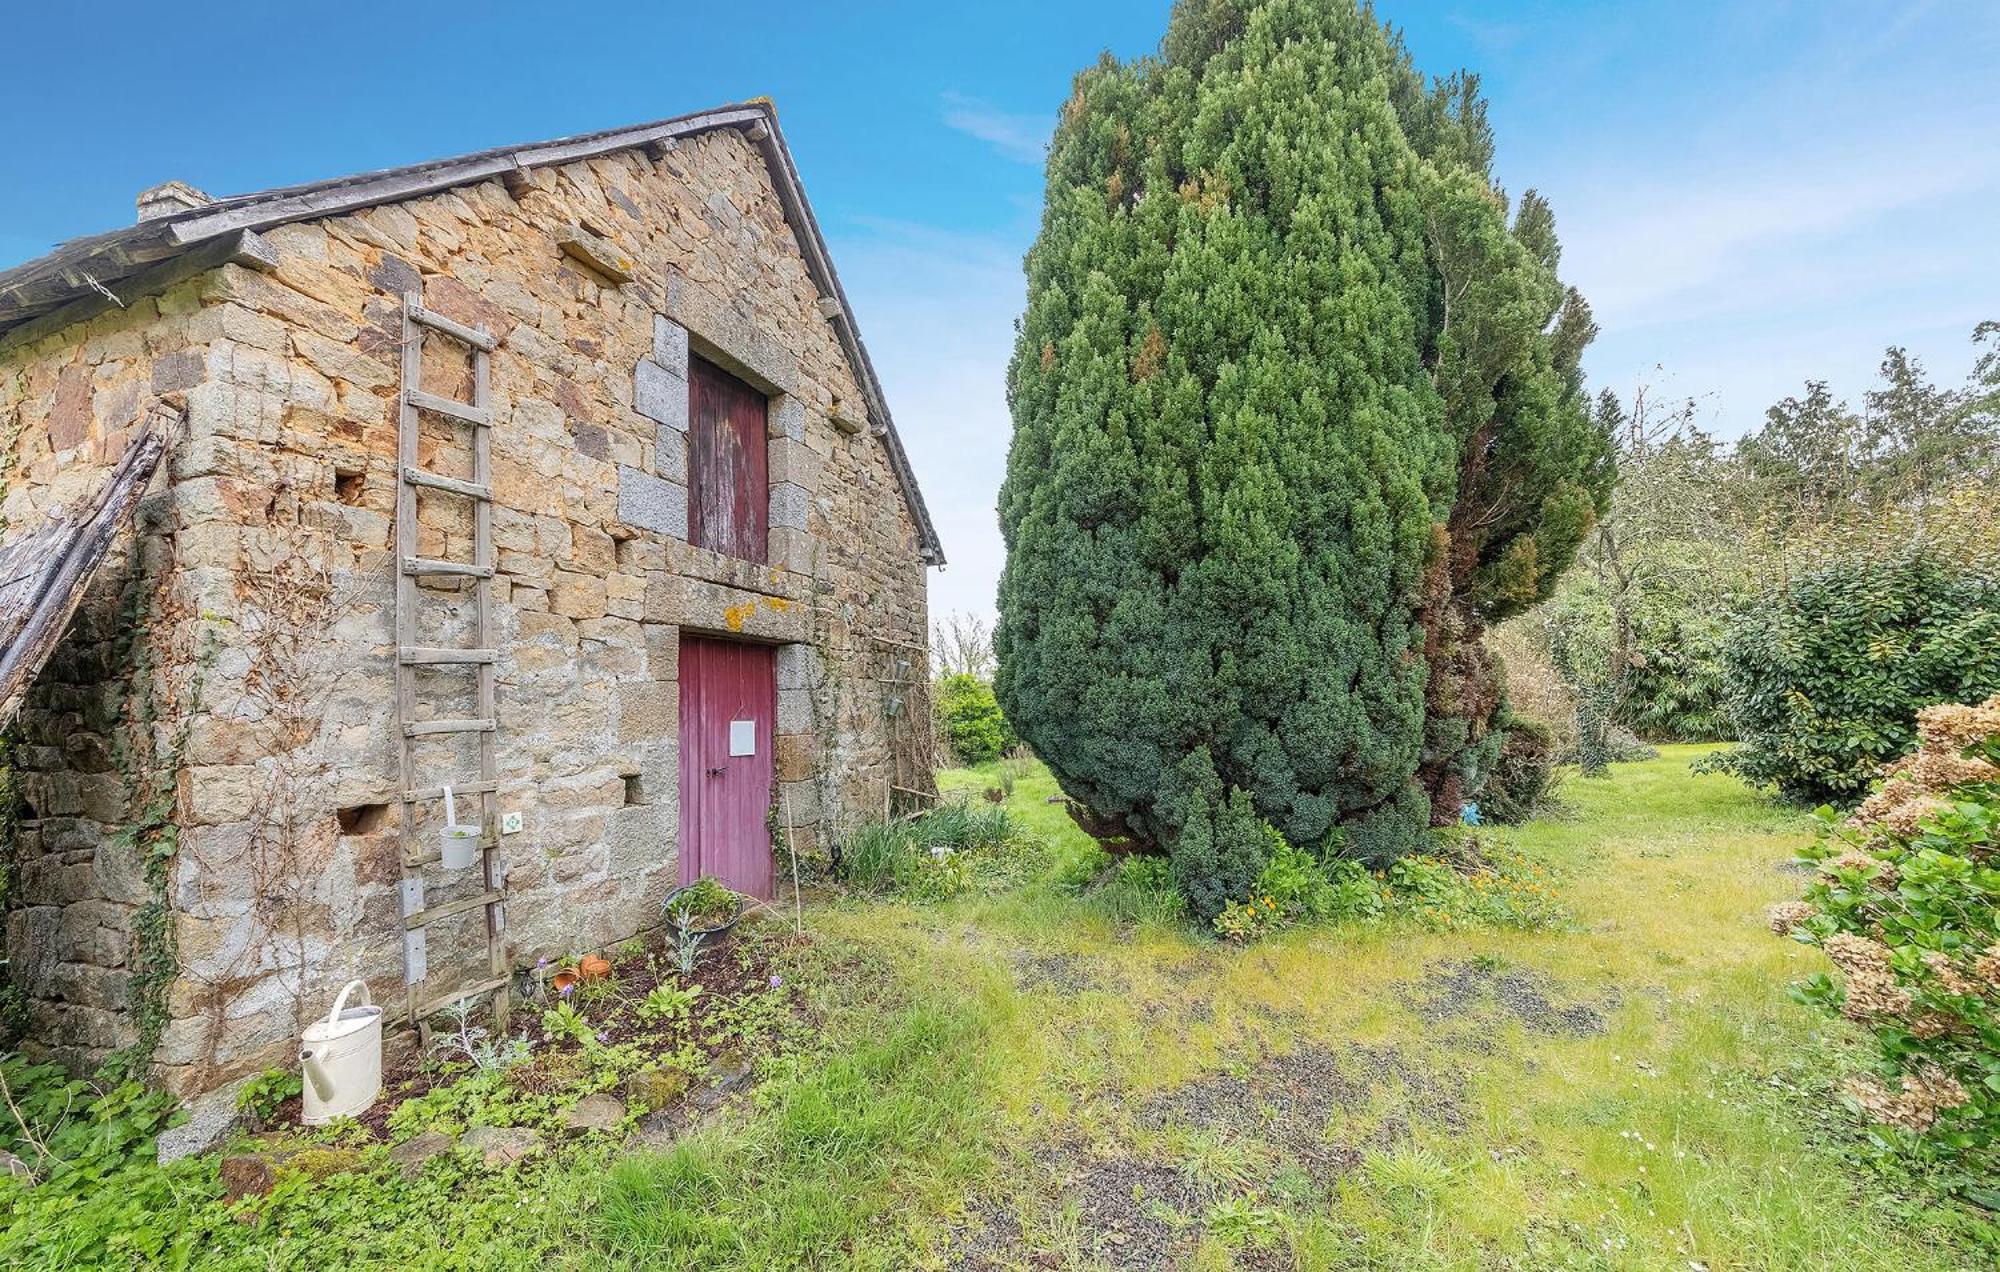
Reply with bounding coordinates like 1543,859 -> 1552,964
1476,713 -> 1558,824
933,674 -> 1014,766
835,801 -> 1031,900
1165,753 -> 1277,926
1771,694 -> 2000,1181
1706,551 -> 2000,804
1621,612 -> 1733,741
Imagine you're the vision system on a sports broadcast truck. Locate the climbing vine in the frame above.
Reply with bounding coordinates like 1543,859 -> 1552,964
99,544 -> 210,1083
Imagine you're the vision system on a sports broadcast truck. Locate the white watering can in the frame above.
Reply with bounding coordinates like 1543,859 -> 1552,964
438,785 -> 482,872
299,980 -> 383,1124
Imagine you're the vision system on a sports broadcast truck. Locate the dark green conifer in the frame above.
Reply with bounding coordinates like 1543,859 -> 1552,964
997,0 -> 1609,911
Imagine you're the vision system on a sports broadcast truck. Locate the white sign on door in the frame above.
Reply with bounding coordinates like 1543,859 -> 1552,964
729,719 -> 756,757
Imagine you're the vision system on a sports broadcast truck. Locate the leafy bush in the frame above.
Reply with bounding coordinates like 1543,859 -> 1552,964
1621,613 -> 1734,741
1213,840 -> 1383,941
1477,713 -> 1558,824
933,674 -> 1014,766
1706,551 -> 2000,804
1770,694 -> 2000,1186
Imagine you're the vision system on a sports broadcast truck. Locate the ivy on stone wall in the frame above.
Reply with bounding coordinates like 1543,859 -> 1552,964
99,553 -> 212,1083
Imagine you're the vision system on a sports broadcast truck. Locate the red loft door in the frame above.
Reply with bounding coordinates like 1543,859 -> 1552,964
688,355 -> 769,563
677,635 -> 776,898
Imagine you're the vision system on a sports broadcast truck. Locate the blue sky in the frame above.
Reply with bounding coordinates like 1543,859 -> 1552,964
5,2 -> 1996,625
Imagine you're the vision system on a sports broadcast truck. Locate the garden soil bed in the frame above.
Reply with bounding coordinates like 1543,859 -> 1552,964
262,922 -> 807,1141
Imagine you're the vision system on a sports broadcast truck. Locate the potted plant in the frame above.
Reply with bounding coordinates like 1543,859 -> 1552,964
662,876 -> 744,936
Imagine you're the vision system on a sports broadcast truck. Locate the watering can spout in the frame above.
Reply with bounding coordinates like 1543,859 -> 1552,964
300,1046 -> 336,1102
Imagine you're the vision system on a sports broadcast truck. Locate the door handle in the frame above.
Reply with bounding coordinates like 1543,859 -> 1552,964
706,766 -> 726,777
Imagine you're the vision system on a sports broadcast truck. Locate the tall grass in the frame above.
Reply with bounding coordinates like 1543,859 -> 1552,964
837,799 -> 1019,896
589,997 -> 993,1268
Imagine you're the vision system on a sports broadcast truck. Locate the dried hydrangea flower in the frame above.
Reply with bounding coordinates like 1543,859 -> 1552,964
1765,901 -> 1815,936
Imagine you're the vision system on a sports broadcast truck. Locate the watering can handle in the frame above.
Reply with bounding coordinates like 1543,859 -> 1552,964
325,979 -> 371,1029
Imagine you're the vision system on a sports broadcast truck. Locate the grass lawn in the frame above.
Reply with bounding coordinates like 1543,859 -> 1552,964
11,750 -> 1994,1269
750,746 -> 1990,1269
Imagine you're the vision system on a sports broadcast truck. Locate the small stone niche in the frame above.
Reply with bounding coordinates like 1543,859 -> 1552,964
336,802 -> 390,835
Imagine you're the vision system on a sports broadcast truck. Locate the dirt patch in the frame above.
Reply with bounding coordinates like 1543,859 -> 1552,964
945,1147 -> 1205,1270
1010,952 -> 1097,993
265,926 -> 807,1141
943,1197 -> 1031,1271
1141,1043 -> 1463,1187
1050,1148 -> 1206,1269
1416,959 -> 1609,1037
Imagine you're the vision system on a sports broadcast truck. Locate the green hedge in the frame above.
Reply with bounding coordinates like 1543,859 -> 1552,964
1707,551 -> 2000,804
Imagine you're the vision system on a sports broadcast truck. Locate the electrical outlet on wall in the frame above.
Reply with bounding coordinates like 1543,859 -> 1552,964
501,810 -> 524,835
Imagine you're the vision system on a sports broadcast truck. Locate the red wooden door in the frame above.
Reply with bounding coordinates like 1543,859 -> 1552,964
688,356 -> 768,563
677,635 -> 776,898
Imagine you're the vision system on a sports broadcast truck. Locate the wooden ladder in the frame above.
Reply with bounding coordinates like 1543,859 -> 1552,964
394,293 -> 509,1031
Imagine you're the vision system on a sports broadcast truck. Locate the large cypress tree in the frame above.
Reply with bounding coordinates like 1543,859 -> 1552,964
997,0 -> 1607,915
1391,68 -> 1613,822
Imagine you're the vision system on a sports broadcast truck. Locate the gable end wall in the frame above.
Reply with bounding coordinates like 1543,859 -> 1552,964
0,127 -> 932,1097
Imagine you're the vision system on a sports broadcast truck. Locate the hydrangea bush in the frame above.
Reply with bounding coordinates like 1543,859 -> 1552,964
1770,694 -> 2000,1171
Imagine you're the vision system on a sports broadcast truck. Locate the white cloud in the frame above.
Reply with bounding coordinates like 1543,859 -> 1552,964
940,92 -> 1050,165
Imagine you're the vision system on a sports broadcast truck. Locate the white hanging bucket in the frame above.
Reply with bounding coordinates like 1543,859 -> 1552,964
299,980 -> 383,1124
438,785 -> 482,871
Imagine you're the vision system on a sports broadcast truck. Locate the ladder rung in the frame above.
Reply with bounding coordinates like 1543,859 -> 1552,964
411,975 -> 510,1021
403,779 -> 499,803
400,646 -> 497,665
401,556 -> 493,579
404,718 -> 496,737
405,388 -> 492,427
404,889 -> 505,930
406,302 -> 497,352
402,466 -> 492,500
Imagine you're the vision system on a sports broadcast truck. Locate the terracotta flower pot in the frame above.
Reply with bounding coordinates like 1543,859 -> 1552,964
550,969 -> 580,994
579,954 -> 613,982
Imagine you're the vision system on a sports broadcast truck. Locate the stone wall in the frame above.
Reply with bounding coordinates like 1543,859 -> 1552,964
0,124 -> 932,1095
1,275 -> 211,1074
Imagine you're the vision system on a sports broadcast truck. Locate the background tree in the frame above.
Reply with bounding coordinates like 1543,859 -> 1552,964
930,611 -> 997,681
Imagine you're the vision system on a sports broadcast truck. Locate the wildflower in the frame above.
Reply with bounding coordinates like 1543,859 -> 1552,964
770,975 -> 784,989
559,982 -> 575,998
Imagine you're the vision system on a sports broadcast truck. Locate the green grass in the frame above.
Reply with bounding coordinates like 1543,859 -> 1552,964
829,746 -> 1996,1268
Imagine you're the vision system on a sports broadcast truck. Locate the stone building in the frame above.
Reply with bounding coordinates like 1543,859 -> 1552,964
0,101 -> 941,1109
